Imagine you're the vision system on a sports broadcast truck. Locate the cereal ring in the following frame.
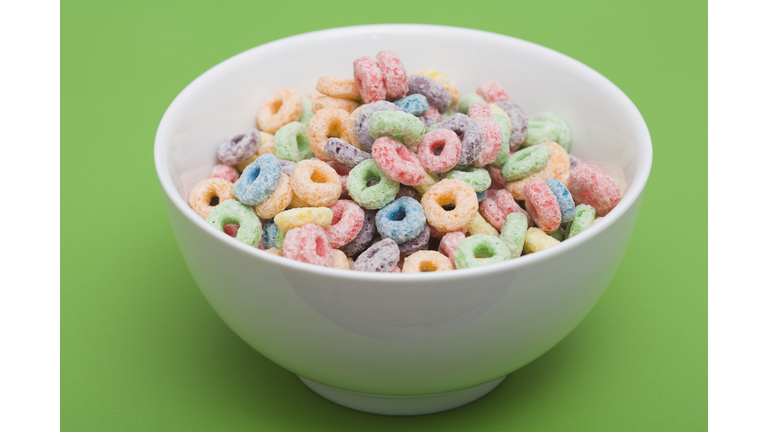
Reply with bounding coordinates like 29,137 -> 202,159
394,94 -> 429,116
254,173 -> 293,219
235,133 -> 272,171
273,207 -> 333,232
566,204 -> 597,239
312,96 -> 359,114
206,200 -> 262,246
443,167 -> 491,192
275,227 -> 286,249
339,209 -> 377,256
438,231 -> 466,267
417,128 -> 461,173
523,178 -> 562,233
476,189 -> 488,201
332,249 -> 352,269
234,154 -> 282,206
437,113 -> 483,167
523,111 -> 572,152
398,225 -> 430,256
217,128 -> 260,165
493,101 -> 529,150
326,161 -> 352,197
265,247 -> 283,257
287,193 -> 312,209
289,160 -> 342,207
412,69 -> 451,86
466,212 -> 499,236
446,85 -> 460,108
412,172 -> 439,195
428,223 -> 467,239
371,137 -> 426,186
458,94 -> 486,114
418,106 -> 443,128
476,80 -> 509,103
278,159 -> 297,177
548,227 -> 564,241
307,89 -> 324,101
369,111 -> 425,148
316,76 -> 361,100
569,154 -> 585,170
283,223 -> 334,267
479,188 -> 532,230
354,101 -> 403,151
263,219 -> 282,249
299,97 -> 314,125
420,179 -> 478,232
353,56 -> 386,104
353,238 -> 399,273
188,178 -> 236,219
223,223 -> 239,237
344,105 -> 365,150
545,178 -> 576,223
501,144 -> 551,181
306,107 -> 353,161
346,159 -> 400,209
471,116 -> 503,167
523,227 -> 560,254
402,250 -> 453,273
454,235 -> 512,269
210,164 -> 239,183
568,165 -> 622,217
324,137 -> 372,168
490,113 -> 512,166
257,88 -> 303,134
375,197 -> 426,244
499,212 -> 528,258
407,75 -> 451,113
396,185 -> 420,201
505,142 -> 570,200
273,121 -> 312,163
467,102 -> 491,119
326,200 -> 365,248
556,169 -> 570,189
376,51 -> 408,100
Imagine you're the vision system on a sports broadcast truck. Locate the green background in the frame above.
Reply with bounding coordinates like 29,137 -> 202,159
62,0 -> 707,430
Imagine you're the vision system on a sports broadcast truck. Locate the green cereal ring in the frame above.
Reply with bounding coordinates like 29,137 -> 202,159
274,121 -> 312,163
369,111 -> 425,147
565,204 -> 596,239
454,234 -> 512,269
347,159 -> 400,209
457,93 -> 487,114
547,227 -> 563,241
206,200 -> 262,246
275,227 -> 286,249
499,212 -> 528,258
299,97 -> 314,125
442,166 -> 492,192
425,123 -> 440,134
522,111 -> 572,152
500,144 -> 550,181
490,113 -> 511,166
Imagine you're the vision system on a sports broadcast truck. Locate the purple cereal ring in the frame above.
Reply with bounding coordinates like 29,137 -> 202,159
278,159 -> 297,177
338,209 -> 377,256
324,137 -> 372,168
407,75 -> 452,113
354,101 -> 403,152
437,113 -> 483,168
396,185 -> 420,200
493,101 -> 529,150
216,128 -> 260,165
353,238 -> 399,272
398,225 -> 430,256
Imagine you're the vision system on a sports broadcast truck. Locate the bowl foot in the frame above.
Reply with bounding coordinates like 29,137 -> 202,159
297,375 -> 507,416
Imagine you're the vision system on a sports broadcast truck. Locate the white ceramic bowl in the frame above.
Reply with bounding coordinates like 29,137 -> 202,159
154,24 -> 652,416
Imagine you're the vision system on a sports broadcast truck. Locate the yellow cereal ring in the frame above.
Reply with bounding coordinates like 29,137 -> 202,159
332,249 -> 352,269
188,178 -> 236,219
264,247 -> 283,257
307,107 -> 353,161
312,96 -> 359,114
257,88 -> 303,134
412,172 -> 439,195
236,132 -> 274,172
413,69 -> 451,86
254,173 -> 293,219
506,142 -> 570,200
466,212 -> 500,237
421,179 -> 478,232
523,227 -> 560,254
402,250 -> 454,273
490,104 -> 510,121
273,207 -> 333,231
316,76 -> 361,101
445,84 -> 460,109
290,160 -> 342,207
346,256 -> 355,268
307,89 -> 324,101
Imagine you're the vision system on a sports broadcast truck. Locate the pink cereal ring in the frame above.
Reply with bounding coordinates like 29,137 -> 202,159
326,199 -> 365,248
523,178 -> 562,233
417,128 -> 461,173
210,164 -> 239,183
476,80 -> 509,103
488,166 -> 506,189
568,164 -> 622,217
376,51 -> 408,100
467,102 -> 492,119
438,231 -> 466,267
422,106 -> 443,124
353,56 -> 386,104
282,223 -> 334,267
372,136 -> 426,186
472,117 -> 503,167
480,189 -> 533,230
327,161 -> 352,198
223,224 -> 239,237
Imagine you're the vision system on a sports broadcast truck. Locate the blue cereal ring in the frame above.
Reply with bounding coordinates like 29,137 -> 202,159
546,178 -> 576,223
394,94 -> 429,116
262,219 -> 283,249
234,154 -> 282,205
476,189 -> 488,201
375,197 -> 426,244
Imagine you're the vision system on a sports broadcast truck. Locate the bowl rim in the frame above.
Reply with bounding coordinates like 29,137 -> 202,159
154,23 -> 653,282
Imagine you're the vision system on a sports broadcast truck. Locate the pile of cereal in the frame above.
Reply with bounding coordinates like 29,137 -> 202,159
188,51 -> 624,273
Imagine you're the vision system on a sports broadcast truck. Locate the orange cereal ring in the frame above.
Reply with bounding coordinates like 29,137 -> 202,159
307,107 -> 353,161
445,84 -> 460,109
265,247 -> 283,257
287,193 -> 312,209
290,160 -> 342,207
257,88 -> 303,134
188,178 -> 236,220
420,179 -> 478,232
344,105 -> 365,150
254,173 -> 293,219
505,142 -> 570,200
316,76 -> 361,100
402,250 -> 454,273
236,132 -> 274,172
307,89 -> 324,101
312,96 -> 359,114
332,249 -> 352,269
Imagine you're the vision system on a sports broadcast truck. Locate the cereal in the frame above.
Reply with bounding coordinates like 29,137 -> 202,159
438,231 -> 466,267
376,51 -> 409,100
417,128 -> 461,173
339,209 -> 377,256
545,178 -> 576,223
353,56 -> 386,104
402,250 -> 453,273
453,235 -> 512,269
210,164 -> 240,183
407,74 -> 452,113
394,94 -> 429,116
479,188 -> 532,230
420,179 -> 478,232
371,136 -> 426,186
565,204 -> 596,239
188,178 -> 236,219
412,172 -> 439,195
547,227 -> 564,241
476,189 -> 488,201
568,164 -> 621,217
217,128 -> 260,165
368,110 -> 425,148
300,97 -> 315,125
353,238 -> 400,273
375,197 -> 426,244
283,223 -> 334,267
437,113 -> 483,168
443,166 -> 491,192
488,113 -> 512,167
469,115 -> 503,167
289,160 -> 342,207
398,225 -> 430,256
458,93 -> 486,114
254,173 -> 293,219
223,224 -> 239,237
523,111 -> 572,152
287,193 -> 312,209
418,106 -> 443,128
307,89 -> 324,101
273,121 -> 312,163
326,161 -> 352,197
316,76 -> 361,100
476,80 -> 509,103
501,144 -> 551,181
234,154 -> 282,205
273,207 -> 333,231
499,212 -> 528,258
412,69 -> 451,86
332,249 -> 352,269
346,159 -> 400,209
354,101 -> 403,152
278,159 -> 297,176
395,185 -> 420,201
523,178 -> 562,233
307,107 -> 353,161
505,142 -> 570,200
326,199 -> 365,248
523,227 -> 560,254
265,248 -> 283,257
324,137 -> 372,168
344,105 -> 365,150
262,218 -> 282,249
312,96 -> 359,114
493,101 -> 528,150
466,212 -> 499,237
257,88 -> 303,134
207,199 -> 262,246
